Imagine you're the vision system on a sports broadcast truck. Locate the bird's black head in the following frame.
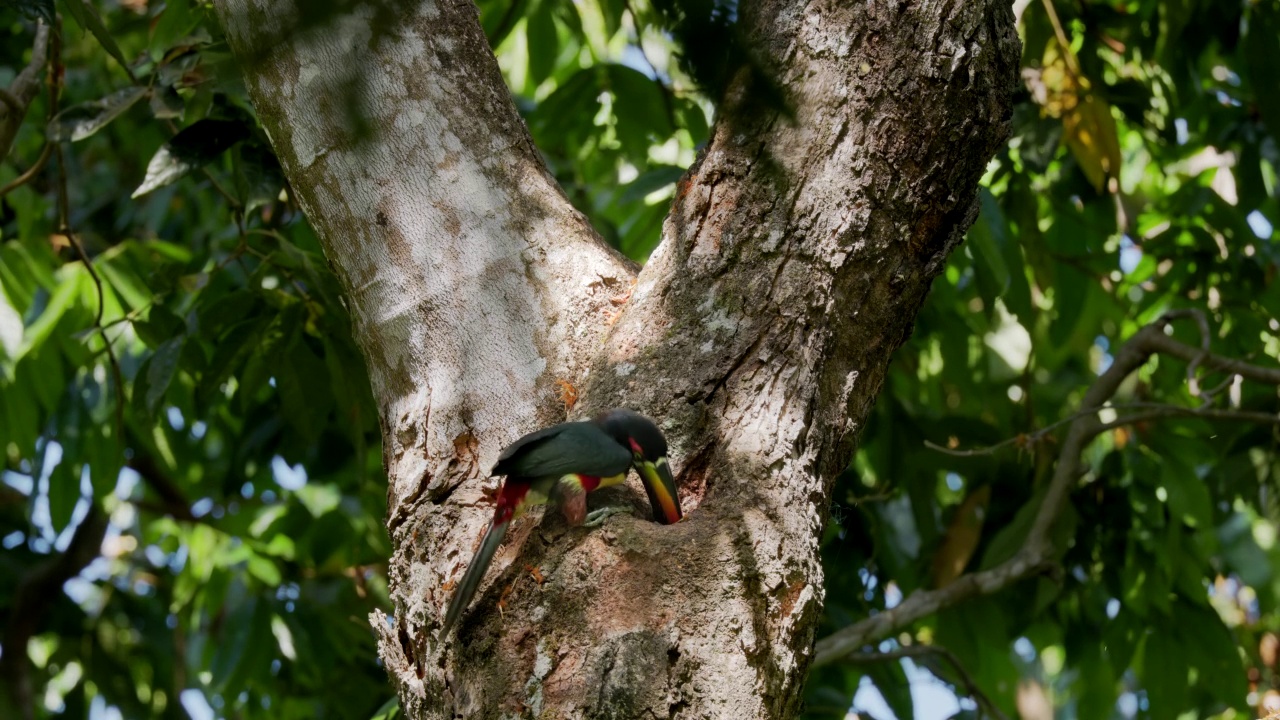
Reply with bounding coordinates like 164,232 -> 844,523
595,408 -> 682,524
596,408 -> 667,461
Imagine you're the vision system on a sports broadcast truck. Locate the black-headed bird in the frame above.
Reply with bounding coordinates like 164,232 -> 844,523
439,409 -> 681,636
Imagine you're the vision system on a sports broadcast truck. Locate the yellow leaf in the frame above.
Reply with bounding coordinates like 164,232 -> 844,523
1026,41 -> 1122,192
931,485 -> 992,588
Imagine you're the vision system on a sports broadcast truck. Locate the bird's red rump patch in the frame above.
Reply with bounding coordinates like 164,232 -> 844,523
578,475 -> 602,492
494,483 -> 530,526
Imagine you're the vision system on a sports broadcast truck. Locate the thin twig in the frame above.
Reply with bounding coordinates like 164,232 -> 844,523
842,644 -> 1011,720
1161,308 -> 1211,398
1096,406 -> 1280,433
1039,0 -> 1079,73
0,141 -> 52,197
926,401 -> 1279,458
127,449 -> 197,521
1143,330 -> 1280,386
926,310 -> 1280,458
48,21 -> 128,449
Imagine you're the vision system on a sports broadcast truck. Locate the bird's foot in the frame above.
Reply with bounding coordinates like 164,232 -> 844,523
583,506 -> 631,527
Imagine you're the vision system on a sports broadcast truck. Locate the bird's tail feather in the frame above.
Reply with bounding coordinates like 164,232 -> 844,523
440,521 -> 509,637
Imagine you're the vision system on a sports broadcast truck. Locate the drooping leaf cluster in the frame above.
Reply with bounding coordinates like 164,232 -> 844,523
1,1 -> 1278,719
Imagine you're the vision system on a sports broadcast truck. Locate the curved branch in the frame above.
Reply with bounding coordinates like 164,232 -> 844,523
0,140 -> 52,197
0,21 -> 50,160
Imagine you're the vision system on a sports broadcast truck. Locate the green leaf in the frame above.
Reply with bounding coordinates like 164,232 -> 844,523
144,336 -> 184,415
276,333 -> 333,446
864,659 -> 914,720
149,0 -> 201,61
95,255 -> 152,313
1243,3 -> 1280,143
675,97 -> 710,145
596,0 -> 624,37
1046,264 -> 1091,351
370,696 -> 401,720
0,381 -> 38,453
1140,629 -> 1187,720
1171,601 -> 1247,709
133,118 -> 251,197
18,266 -> 86,360
968,189 -> 1011,296
210,596 -> 270,693
19,343 -> 64,414
46,457 -> 81,534
1073,641 -> 1116,720
306,510 -> 351,567
606,64 -> 672,160
61,0 -> 134,77
200,316 -> 268,405
295,484 -> 340,517
0,283 -> 23,366
236,315 -> 289,410
1155,453 -> 1212,531
246,552 -> 282,586
1218,513 -> 1272,589
47,86 -> 149,142
979,490 -> 1040,570
619,165 -> 685,204
530,67 -> 602,146
231,141 -> 286,214
526,4 -> 558,87
323,335 -> 370,448
0,243 -> 51,312
134,304 -> 184,348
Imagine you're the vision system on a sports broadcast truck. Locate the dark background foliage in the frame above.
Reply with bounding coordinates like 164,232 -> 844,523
0,1 -> 1277,718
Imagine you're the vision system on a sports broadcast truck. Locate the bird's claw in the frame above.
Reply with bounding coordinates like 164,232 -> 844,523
583,506 -> 631,527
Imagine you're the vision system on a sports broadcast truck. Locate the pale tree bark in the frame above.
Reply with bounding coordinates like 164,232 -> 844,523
213,0 -> 1018,717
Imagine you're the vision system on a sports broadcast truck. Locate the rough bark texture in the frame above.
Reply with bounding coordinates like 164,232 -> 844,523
213,0 -> 1018,717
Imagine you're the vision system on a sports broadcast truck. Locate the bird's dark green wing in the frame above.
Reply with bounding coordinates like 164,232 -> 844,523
492,422 -> 631,479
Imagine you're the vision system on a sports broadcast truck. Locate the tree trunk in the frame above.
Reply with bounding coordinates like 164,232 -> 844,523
213,0 -> 1018,717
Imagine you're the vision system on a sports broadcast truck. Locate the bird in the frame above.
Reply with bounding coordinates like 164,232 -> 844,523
439,408 -> 682,636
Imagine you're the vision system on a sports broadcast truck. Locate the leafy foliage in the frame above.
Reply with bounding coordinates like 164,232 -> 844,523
1,2 -> 386,717
0,1 -> 1277,720
817,1 -> 1280,717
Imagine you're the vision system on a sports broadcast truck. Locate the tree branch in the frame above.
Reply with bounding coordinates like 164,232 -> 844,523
125,437 -> 197,521
814,311 -> 1280,667
1143,331 -> 1280,386
0,21 -> 50,160
926,400 -> 1280,459
1096,404 -> 1280,433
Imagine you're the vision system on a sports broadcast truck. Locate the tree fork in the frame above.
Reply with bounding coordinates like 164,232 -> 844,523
211,0 -> 1018,717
